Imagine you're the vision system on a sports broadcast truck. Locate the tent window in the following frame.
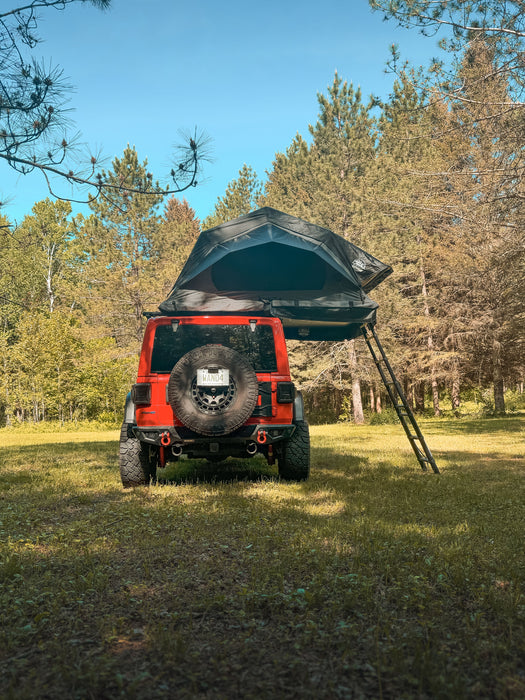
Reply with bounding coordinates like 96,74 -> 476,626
211,242 -> 326,292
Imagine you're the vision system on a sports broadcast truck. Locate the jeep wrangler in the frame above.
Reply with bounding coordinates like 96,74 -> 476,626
119,314 -> 310,487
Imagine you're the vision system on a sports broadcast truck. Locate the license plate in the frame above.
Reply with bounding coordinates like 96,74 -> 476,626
196,368 -> 229,387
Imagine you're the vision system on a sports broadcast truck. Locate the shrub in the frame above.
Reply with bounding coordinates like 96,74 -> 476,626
369,408 -> 399,425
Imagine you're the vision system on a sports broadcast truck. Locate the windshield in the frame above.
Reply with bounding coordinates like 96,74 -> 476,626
150,323 -> 277,373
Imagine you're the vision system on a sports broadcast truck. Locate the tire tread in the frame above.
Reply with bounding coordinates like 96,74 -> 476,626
278,420 -> 310,481
119,424 -> 156,487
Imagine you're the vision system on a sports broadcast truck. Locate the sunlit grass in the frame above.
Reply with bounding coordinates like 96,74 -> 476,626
1,428 -> 118,447
0,417 -> 523,699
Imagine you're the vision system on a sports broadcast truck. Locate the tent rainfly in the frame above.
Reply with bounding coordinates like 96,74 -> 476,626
159,207 -> 393,341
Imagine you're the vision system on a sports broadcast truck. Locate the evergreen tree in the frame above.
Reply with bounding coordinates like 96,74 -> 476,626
0,1 -> 206,209
78,146 -> 165,350
202,164 -> 263,229
262,135 -> 314,218
265,73 -> 377,423
371,69 -> 465,415
439,39 -> 525,412
370,1 -> 525,411
154,197 -> 201,301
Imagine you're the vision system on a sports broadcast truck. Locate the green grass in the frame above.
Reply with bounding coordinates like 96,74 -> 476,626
0,417 -> 524,699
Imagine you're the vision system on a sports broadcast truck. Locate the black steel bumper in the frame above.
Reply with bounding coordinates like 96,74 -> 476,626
132,423 -> 295,450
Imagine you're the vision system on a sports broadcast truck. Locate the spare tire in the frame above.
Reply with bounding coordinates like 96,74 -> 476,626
168,345 -> 258,436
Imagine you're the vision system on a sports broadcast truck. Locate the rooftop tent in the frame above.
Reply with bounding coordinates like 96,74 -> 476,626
159,207 -> 393,341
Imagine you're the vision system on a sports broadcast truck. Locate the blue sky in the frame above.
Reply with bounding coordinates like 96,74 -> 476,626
1,0 -> 443,225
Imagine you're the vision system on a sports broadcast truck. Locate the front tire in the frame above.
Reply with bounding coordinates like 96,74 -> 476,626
119,424 -> 157,487
278,420 -> 310,481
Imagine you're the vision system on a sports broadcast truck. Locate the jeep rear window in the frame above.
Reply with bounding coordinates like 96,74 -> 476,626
150,324 -> 278,373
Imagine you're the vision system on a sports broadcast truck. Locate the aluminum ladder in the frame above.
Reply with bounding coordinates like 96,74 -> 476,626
361,323 -> 440,474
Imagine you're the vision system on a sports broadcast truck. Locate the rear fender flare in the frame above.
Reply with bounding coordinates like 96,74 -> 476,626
124,391 -> 135,425
293,390 -> 305,422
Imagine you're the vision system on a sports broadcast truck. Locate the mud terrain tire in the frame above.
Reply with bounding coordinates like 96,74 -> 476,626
168,345 -> 258,437
278,420 -> 310,481
119,424 -> 157,487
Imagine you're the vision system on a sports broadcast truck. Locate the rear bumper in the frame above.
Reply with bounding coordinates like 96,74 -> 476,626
132,423 -> 295,460
133,423 -> 295,447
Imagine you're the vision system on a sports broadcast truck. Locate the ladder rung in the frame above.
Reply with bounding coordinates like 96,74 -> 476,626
363,323 -> 440,474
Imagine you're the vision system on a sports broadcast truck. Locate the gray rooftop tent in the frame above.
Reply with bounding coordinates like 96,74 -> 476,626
158,207 -> 439,473
159,207 -> 393,341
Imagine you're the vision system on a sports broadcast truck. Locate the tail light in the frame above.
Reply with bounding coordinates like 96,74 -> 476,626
276,382 -> 295,403
132,383 -> 151,406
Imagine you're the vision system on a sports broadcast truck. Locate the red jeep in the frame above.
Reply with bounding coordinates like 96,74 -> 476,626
119,314 -> 310,486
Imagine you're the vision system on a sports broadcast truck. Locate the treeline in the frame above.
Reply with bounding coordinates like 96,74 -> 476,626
0,149 -> 200,425
204,40 -> 524,421
1,38 -> 524,425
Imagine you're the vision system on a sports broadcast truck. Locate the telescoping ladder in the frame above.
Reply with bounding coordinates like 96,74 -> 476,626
361,323 -> 440,474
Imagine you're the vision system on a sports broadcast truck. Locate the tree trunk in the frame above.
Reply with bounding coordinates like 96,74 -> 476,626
493,339 -> 505,414
414,382 -> 425,413
494,377 -> 505,413
3,357 -> 12,426
369,384 -> 375,412
451,375 -> 461,416
348,339 -> 364,424
375,387 -> 382,414
403,375 -> 413,409
352,378 -> 364,424
45,242 -> 57,314
431,375 -> 441,417
419,240 -> 441,417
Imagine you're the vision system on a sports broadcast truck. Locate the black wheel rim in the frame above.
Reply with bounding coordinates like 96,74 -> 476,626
190,376 -> 237,414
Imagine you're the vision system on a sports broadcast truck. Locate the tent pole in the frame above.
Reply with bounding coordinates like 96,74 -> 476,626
361,323 -> 440,474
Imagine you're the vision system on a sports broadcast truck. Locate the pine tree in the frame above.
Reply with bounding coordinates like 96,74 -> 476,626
77,146 -> 165,351
370,1 -> 525,410
371,69 -> 466,415
0,2 -> 205,208
265,73 -> 377,423
440,39 -> 525,412
154,197 -> 201,301
202,164 -> 263,229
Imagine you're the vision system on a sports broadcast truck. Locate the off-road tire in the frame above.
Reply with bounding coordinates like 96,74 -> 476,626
278,420 -> 310,481
168,345 -> 258,437
119,424 -> 157,487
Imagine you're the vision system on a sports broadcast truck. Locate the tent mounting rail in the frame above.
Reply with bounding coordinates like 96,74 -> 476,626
361,323 -> 440,474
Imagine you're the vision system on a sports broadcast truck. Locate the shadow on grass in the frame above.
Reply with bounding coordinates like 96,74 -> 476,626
157,455 -> 278,485
1,440 -> 118,466
421,414 -> 524,435
2,431 -> 524,700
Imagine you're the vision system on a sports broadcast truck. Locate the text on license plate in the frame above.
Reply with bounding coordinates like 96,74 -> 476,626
196,369 -> 230,387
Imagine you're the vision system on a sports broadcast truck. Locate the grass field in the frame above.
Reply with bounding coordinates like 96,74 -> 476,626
0,417 -> 524,699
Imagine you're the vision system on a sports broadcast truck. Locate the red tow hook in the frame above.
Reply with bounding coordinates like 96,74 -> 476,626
159,432 -> 171,469
257,429 -> 267,445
